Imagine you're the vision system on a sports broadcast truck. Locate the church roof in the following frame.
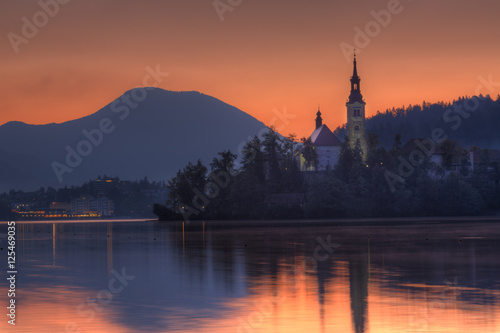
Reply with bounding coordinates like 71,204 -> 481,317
310,124 -> 342,147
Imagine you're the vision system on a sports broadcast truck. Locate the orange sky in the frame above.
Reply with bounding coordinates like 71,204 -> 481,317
1,0 -> 499,138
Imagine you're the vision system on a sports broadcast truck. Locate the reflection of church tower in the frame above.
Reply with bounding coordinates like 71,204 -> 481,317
349,254 -> 369,333
315,258 -> 337,333
346,52 -> 367,158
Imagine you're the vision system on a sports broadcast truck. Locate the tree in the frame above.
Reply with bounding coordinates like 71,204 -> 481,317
304,175 -> 348,218
367,133 -> 379,152
335,137 -> 364,184
282,133 -> 303,192
229,172 -> 266,219
392,133 -> 402,152
210,150 -> 238,176
0,200 -> 14,221
366,133 -> 388,167
439,140 -> 464,170
283,133 -> 297,159
241,136 -> 265,183
208,150 -> 237,219
262,127 -> 283,191
153,203 -> 180,221
300,137 -> 318,170
440,174 -> 485,216
167,160 -> 208,212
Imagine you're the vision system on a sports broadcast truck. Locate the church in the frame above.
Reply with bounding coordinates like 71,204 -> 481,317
299,54 -> 368,171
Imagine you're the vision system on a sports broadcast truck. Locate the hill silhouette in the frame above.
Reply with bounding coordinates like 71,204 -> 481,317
0,89 -> 266,192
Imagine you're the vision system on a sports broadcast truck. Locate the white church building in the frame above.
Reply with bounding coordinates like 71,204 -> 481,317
299,53 -> 368,171
299,109 -> 342,171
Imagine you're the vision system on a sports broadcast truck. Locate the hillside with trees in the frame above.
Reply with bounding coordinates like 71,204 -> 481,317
335,95 -> 500,150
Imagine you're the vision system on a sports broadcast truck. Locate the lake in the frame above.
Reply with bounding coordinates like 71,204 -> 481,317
1,219 -> 500,332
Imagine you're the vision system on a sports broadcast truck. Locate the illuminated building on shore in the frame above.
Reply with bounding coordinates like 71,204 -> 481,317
71,196 -> 114,216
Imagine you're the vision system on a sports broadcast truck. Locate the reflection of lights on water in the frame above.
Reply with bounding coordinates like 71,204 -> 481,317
52,223 -> 56,266
107,222 -> 113,275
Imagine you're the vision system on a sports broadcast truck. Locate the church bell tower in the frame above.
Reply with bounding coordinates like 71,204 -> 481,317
346,52 -> 367,158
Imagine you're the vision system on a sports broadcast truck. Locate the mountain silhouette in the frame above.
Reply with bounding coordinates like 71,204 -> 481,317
0,89 -> 267,192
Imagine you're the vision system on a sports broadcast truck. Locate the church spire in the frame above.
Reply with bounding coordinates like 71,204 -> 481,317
348,51 -> 364,104
352,50 -> 359,79
315,106 -> 323,129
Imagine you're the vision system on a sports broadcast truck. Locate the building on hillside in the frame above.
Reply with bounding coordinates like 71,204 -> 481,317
299,53 -> 367,171
10,202 -> 37,212
470,147 -> 500,170
398,139 -> 500,181
71,196 -> 114,217
90,176 -> 133,197
399,138 -> 447,167
50,202 -> 71,211
469,148 -> 500,184
97,197 -> 115,216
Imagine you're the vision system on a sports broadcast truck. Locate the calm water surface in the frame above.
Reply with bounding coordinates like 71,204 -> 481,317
1,219 -> 500,332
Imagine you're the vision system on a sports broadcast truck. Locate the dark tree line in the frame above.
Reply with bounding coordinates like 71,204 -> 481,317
154,128 -> 500,221
154,128 -> 304,220
304,136 -> 495,218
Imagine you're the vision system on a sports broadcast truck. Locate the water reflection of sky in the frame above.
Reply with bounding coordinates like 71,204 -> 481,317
1,221 -> 500,332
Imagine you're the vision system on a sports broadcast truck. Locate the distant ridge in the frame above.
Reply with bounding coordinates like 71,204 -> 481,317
0,88 -> 267,192
335,95 -> 500,149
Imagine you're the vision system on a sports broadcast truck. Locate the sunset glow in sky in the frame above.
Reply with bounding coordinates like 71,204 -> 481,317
1,0 -> 499,138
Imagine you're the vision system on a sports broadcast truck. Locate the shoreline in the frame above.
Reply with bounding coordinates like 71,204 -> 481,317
158,215 -> 500,227
1,215 -> 499,226
0,218 -> 151,224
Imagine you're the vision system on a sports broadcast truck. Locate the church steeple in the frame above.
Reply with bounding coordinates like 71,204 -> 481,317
348,51 -> 364,104
315,106 -> 323,129
346,52 -> 367,158
352,52 -> 359,80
